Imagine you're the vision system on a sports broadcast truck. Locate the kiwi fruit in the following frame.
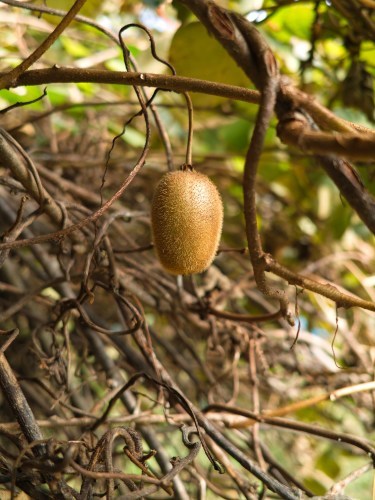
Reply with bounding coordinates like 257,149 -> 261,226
151,168 -> 224,275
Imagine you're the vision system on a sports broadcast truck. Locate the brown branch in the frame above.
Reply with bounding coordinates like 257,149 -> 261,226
277,113 -> 375,161
235,23 -> 292,322
262,381 -> 375,419
3,67 -> 374,150
2,67 -> 261,105
0,0 -> 87,89
264,255 -> 375,312
331,0 -> 375,40
276,103 -> 375,237
328,462 -> 373,495
3,377 -> 374,428
277,106 -> 375,233
283,85 -> 375,134
196,412 -> 300,499
318,156 -> 375,234
0,336 -> 45,455
205,305 -> 282,323
0,129 -> 66,226
179,0 -> 255,86
204,404 -> 375,460
70,461 -> 162,485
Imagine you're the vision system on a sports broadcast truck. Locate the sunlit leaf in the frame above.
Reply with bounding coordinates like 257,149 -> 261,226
268,3 -> 315,41
169,22 -> 250,105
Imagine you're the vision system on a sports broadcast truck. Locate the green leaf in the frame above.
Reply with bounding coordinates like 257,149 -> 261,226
267,3 -> 315,41
168,22 -> 250,105
329,202 -> 353,239
60,36 -> 90,58
122,127 -> 146,148
218,119 -> 252,153
316,448 -> 341,479
304,477 -> 326,496
0,87 -> 46,110
171,0 -> 192,23
34,0 -> 104,22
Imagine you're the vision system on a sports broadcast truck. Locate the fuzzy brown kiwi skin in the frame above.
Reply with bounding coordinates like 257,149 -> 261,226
151,169 -> 224,275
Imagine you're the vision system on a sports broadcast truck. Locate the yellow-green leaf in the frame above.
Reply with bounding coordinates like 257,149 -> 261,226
168,22 -> 250,105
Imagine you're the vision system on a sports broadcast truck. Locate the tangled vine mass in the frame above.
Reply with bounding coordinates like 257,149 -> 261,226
0,1 -> 374,499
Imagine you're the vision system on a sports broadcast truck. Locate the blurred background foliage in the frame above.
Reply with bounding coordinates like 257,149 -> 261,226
0,0 -> 374,498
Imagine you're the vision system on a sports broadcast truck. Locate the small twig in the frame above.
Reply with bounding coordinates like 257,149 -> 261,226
197,413 -> 300,500
328,462 -> 373,494
264,254 -> 375,312
122,23 -> 176,171
278,115 -> 375,161
0,137 -> 151,254
248,337 -> 267,471
331,306 -> 345,369
0,347 -> 45,456
260,443 -> 314,497
70,460 -> 162,484
202,305 -> 282,323
183,93 -> 194,167
116,433 -> 201,500
0,87 -> 48,114
204,404 -> 375,459
290,286 -> 302,349
0,129 -> 67,228
204,435 -> 257,499
0,328 -> 19,354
